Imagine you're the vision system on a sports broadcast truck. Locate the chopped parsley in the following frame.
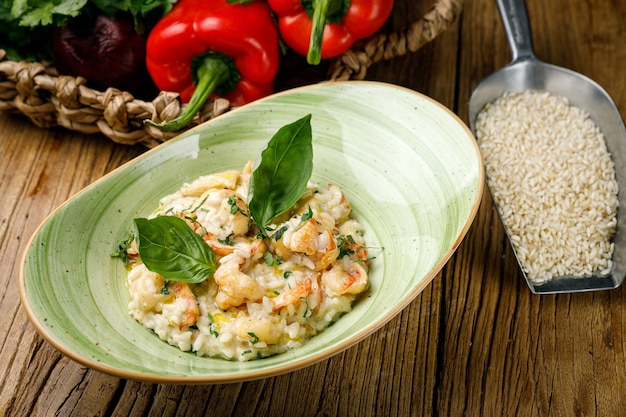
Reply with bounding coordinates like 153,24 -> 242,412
190,194 -> 210,213
294,205 -> 314,229
263,252 -> 283,266
337,234 -> 359,258
110,232 -> 134,264
217,232 -> 235,246
228,195 -> 248,216
270,224 -> 288,240
207,313 -> 219,337
247,332 -> 259,344
300,296 -> 310,318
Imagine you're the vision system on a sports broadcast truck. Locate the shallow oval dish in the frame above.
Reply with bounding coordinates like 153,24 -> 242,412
19,81 -> 484,384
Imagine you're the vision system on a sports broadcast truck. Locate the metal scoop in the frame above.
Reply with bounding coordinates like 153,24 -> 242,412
468,0 -> 626,293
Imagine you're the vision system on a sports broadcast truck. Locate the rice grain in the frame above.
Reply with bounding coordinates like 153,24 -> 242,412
475,90 -> 619,284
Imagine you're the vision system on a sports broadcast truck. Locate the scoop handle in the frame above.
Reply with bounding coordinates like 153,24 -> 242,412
496,0 -> 537,63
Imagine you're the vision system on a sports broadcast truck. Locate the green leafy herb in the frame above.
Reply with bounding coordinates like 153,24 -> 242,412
110,231 -> 134,264
115,117 -> 315,284
10,0 -> 175,27
270,224 -> 288,241
183,215 -> 207,236
263,252 -> 282,266
1,0 -> 176,61
337,234 -> 357,258
300,296 -> 310,318
190,194 -> 210,213
296,205 -> 313,229
248,114 -> 313,238
227,195 -> 248,216
133,216 -> 216,283
247,332 -> 259,344
217,233 -> 235,246
207,313 -> 219,337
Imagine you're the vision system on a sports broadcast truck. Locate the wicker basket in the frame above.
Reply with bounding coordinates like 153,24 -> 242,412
0,0 -> 463,148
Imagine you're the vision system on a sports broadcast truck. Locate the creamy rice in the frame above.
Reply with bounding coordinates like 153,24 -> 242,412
475,90 -> 618,284
125,162 -> 370,361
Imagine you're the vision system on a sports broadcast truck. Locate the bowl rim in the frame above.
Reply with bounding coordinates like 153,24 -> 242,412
18,81 -> 485,384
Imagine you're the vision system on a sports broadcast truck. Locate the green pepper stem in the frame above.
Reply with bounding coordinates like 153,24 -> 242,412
145,55 -> 231,132
307,0 -> 342,65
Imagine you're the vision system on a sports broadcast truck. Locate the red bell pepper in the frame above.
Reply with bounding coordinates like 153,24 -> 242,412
268,0 -> 394,65
145,0 -> 280,131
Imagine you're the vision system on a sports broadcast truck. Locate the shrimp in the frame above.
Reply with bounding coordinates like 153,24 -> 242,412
288,219 -> 319,255
128,264 -> 167,311
286,218 -> 339,270
337,234 -> 369,262
180,170 -> 240,196
169,281 -> 200,330
213,256 -> 264,310
237,160 -> 255,199
271,278 -> 312,311
176,188 -> 250,256
202,237 -> 266,262
308,273 -> 323,311
199,189 -> 250,236
233,315 -> 283,345
321,261 -> 368,297
250,239 -> 267,261
203,234 -> 236,256
311,183 -> 352,224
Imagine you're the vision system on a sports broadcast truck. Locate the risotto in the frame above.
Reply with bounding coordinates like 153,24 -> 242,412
475,90 -> 618,284
124,161 -> 370,361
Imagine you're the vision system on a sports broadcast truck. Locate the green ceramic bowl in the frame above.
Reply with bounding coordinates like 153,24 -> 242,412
19,81 -> 483,383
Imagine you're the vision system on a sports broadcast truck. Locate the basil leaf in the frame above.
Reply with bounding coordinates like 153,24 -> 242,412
133,216 -> 216,283
248,114 -> 313,237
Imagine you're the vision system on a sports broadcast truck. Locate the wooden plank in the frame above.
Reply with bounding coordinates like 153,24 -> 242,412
0,0 -> 625,415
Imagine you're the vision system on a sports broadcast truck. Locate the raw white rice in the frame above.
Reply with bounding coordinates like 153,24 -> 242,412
475,90 -> 619,284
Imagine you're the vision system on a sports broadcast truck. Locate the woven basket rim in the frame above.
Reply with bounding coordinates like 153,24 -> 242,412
0,0 -> 463,148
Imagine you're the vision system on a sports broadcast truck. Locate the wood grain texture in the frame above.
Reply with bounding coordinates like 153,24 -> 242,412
1,0 -> 625,415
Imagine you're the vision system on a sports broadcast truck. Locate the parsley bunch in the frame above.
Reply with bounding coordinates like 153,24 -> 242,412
0,0 -> 176,61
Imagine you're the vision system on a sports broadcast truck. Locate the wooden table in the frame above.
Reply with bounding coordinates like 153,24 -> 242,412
1,0 -> 625,415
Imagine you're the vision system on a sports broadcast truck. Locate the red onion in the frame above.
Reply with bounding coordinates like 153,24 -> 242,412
52,14 -> 158,99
